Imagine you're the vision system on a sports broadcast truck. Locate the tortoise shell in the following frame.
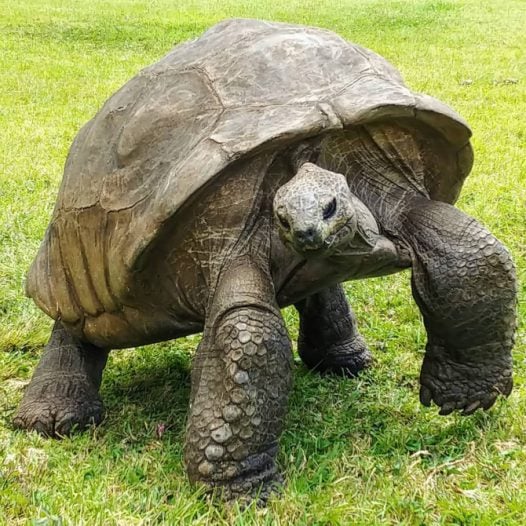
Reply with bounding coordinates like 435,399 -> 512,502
27,18 -> 472,325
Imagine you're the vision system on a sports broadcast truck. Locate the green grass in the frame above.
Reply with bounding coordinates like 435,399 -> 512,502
1,0 -> 525,523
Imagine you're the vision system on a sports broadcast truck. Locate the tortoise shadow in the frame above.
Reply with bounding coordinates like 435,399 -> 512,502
99,345 -> 193,439
98,348 -> 498,467
280,367 -> 508,495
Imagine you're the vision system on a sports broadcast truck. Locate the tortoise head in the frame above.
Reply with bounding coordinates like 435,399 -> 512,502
273,163 -> 357,256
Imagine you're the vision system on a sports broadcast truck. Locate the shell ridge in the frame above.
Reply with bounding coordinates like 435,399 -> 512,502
102,211 -> 120,311
74,213 -> 105,315
53,221 -> 82,324
76,211 -> 113,315
186,65 -> 225,109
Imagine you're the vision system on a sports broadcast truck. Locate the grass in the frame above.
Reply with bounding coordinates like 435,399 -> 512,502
0,0 -> 525,523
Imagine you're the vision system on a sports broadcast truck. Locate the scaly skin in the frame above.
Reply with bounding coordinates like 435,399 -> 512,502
13,322 -> 108,436
296,284 -> 372,376
399,198 -> 516,415
318,125 -> 517,415
184,261 -> 292,503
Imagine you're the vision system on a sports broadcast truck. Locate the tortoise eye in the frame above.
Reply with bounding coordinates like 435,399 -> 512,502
277,214 -> 291,230
323,198 -> 337,220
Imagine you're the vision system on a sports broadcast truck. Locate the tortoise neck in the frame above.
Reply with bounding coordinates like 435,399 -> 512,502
318,125 -> 430,233
288,138 -> 324,172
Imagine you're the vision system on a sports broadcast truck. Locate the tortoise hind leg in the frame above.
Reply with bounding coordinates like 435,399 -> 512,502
398,198 -> 516,415
295,284 -> 372,376
14,321 -> 109,436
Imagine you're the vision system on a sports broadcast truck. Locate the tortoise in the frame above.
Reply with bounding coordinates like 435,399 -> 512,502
15,19 -> 517,501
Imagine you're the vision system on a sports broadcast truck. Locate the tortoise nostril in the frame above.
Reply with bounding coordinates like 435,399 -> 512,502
295,227 -> 319,246
296,228 -> 312,238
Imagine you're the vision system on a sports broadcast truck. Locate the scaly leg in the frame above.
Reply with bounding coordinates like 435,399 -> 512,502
399,198 -> 516,415
184,259 -> 293,503
14,322 -> 109,436
295,284 -> 372,376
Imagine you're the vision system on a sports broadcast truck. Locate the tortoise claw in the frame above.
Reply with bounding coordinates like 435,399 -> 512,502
419,385 -> 432,407
419,346 -> 513,416
438,402 -> 456,416
461,400 -> 481,416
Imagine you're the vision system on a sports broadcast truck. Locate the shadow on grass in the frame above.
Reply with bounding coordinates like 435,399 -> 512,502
0,338 -> 512,525
279,365 -> 506,492
99,344 -> 193,442
93,344 -> 502,481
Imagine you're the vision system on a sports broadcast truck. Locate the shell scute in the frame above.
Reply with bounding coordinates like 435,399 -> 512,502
27,19 -> 473,327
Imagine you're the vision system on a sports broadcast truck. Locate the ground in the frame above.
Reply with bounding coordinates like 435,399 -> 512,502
0,0 -> 525,524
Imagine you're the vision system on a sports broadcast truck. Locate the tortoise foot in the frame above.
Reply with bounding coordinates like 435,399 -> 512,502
213,456 -> 283,506
13,374 -> 104,437
419,344 -> 513,416
301,335 -> 373,377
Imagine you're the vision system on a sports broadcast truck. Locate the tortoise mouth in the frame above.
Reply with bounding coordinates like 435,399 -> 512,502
323,221 -> 356,252
288,220 -> 355,258
292,242 -> 327,257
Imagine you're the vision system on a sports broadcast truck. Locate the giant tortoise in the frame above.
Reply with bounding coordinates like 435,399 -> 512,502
15,19 -> 517,500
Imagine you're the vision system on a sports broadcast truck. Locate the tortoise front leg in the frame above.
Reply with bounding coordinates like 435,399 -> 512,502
184,259 -> 293,503
295,284 -> 372,376
399,198 -> 516,415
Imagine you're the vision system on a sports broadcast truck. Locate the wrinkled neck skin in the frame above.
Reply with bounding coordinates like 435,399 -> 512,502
326,193 -> 411,278
328,193 -> 388,256
273,145 -> 411,287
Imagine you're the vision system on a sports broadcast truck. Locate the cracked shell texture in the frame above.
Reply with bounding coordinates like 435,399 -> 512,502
26,18 -> 472,324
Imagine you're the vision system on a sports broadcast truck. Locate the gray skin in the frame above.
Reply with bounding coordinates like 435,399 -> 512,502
14,19 -> 517,503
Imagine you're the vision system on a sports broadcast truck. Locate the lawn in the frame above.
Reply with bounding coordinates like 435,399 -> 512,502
0,0 -> 525,524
